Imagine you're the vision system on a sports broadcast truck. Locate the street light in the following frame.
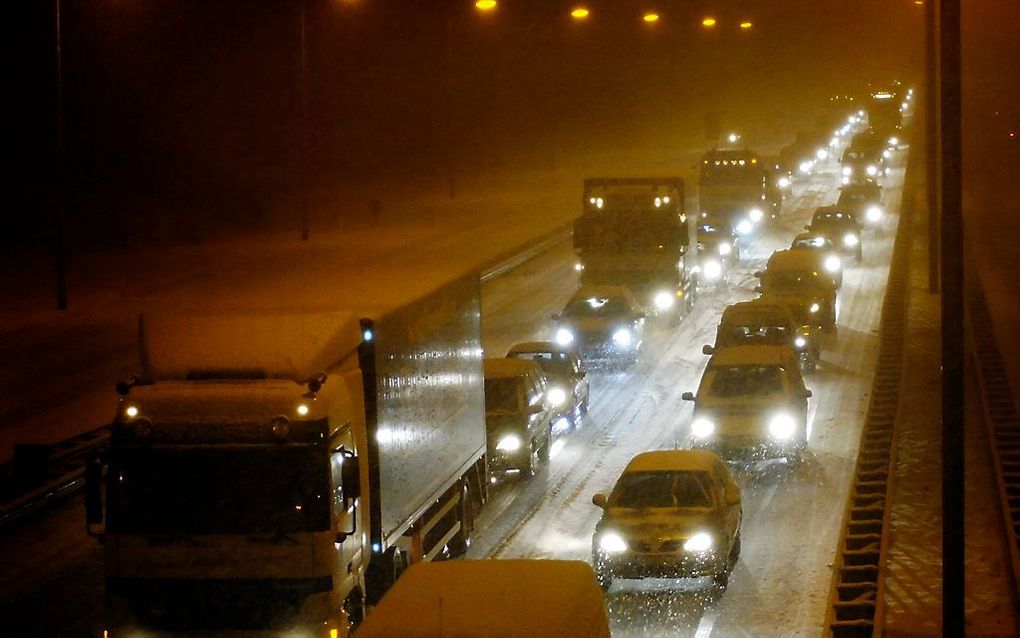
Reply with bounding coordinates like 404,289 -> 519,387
739,20 -> 753,30
571,7 -> 590,20
475,0 -> 496,11
642,12 -> 660,23
702,17 -> 717,27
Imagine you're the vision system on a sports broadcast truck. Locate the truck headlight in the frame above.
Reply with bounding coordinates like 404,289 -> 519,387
815,148 -> 828,161
735,219 -> 753,235
718,242 -> 732,256
748,207 -> 764,223
794,336 -> 807,349
612,328 -> 633,347
691,417 -> 715,438
495,434 -> 522,452
653,291 -> 675,311
702,259 -> 723,281
843,233 -> 859,247
889,136 -> 899,146
866,165 -> 878,176
799,161 -> 813,174
883,149 -> 892,159
778,176 -> 791,189
574,261 -> 584,272
683,532 -> 713,553
841,166 -> 852,176
824,255 -> 842,273
769,414 -> 797,440
555,327 -> 575,346
548,387 -> 567,407
866,206 -> 883,222
599,532 -> 628,553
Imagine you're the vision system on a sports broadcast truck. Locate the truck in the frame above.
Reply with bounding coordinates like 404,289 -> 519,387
85,273 -> 489,635
357,559 -> 611,637
573,177 -> 697,322
698,149 -> 783,236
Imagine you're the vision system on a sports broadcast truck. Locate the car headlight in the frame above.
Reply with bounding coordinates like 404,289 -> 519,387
889,136 -> 899,146
769,413 -> 797,440
555,327 -> 575,346
653,291 -> 675,311
702,259 -> 723,281
683,532 -> 713,553
841,176 -> 850,185
794,336 -> 807,349
866,206 -> 883,222
809,302 -> 821,314
548,387 -> 567,407
799,161 -> 813,174
841,166 -> 852,176
843,233 -> 859,247
691,417 -> 715,438
612,328 -> 633,348
718,242 -> 732,256
495,434 -> 522,452
824,254 -> 842,273
748,207 -> 764,223
866,165 -> 878,176
599,532 -> 628,553
778,176 -> 791,189
735,219 -> 753,235
883,149 -> 892,159
574,261 -> 584,272
815,148 -> 828,161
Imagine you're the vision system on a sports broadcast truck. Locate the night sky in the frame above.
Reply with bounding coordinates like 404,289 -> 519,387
13,0 -> 1005,252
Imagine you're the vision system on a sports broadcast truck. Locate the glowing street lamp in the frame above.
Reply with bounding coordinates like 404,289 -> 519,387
475,0 -> 496,11
739,20 -> 753,30
702,17 -> 717,28
571,7 -> 590,20
643,12 -> 660,23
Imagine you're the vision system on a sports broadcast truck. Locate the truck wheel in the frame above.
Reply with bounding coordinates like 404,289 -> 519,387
447,483 -> 472,557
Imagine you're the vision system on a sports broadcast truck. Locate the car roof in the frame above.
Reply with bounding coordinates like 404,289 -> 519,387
506,341 -> 575,356
483,357 -> 541,379
622,449 -> 722,474
707,344 -> 797,366
766,249 -> 825,270
721,298 -> 796,323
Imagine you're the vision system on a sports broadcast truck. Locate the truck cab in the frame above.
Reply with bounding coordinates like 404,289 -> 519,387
698,149 -> 782,237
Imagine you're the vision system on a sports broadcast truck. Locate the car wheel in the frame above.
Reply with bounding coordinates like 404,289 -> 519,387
579,387 -> 590,416
538,430 -> 551,464
520,442 -> 538,479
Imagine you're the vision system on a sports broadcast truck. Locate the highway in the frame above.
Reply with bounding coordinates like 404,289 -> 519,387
0,149 -> 906,635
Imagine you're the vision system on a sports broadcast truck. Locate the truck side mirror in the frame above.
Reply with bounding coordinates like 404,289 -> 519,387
804,389 -> 813,399
804,224 -> 812,231
753,270 -> 762,278
681,392 -> 695,402
702,345 -> 714,355
341,452 -> 361,509
85,455 -> 105,539
592,493 -> 608,509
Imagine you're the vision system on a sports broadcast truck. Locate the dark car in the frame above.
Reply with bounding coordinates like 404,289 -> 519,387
789,231 -> 844,289
507,341 -> 590,432
553,285 -> 646,366
703,298 -> 820,372
836,181 -> 885,229
696,222 -> 740,288
805,206 -> 863,263
591,450 -> 742,592
483,358 -> 554,479
755,249 -> 839,331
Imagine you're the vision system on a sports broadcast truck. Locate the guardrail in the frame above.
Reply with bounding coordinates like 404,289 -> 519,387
965,267 -> 1020,603
824,146 -> 917,637
0,225 -> 576,533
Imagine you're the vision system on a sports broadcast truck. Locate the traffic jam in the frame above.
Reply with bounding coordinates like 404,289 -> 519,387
484,86 -> 913,600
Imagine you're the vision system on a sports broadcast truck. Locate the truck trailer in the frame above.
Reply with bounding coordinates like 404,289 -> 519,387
86,272 -> 488,635
573,177 -> 698,322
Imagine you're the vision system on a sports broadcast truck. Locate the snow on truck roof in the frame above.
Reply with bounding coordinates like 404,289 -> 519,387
141,310 -> 363,381
623,449 -> 722,474
357,559 -> 610,637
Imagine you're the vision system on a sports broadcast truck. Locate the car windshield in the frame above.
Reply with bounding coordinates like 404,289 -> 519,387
707,365 -> 786,397
564,295 -> 631,318
764,270 -> 826,292
485,378 -> 521,413
814,212 -> 856,225
793,236 -> 829,249
610,470 -> 714,509
719,319 -> 789,346
838,192 -> 872,205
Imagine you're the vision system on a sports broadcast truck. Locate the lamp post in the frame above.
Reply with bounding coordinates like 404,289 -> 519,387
54,0 -> 68,309
298,0 -> 310,240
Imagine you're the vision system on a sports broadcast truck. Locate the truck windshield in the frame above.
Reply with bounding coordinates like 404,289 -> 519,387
707,365 -> 785,397
610,470 -> 714,509
108,444 -> 330,535
564,295 -> 631,318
